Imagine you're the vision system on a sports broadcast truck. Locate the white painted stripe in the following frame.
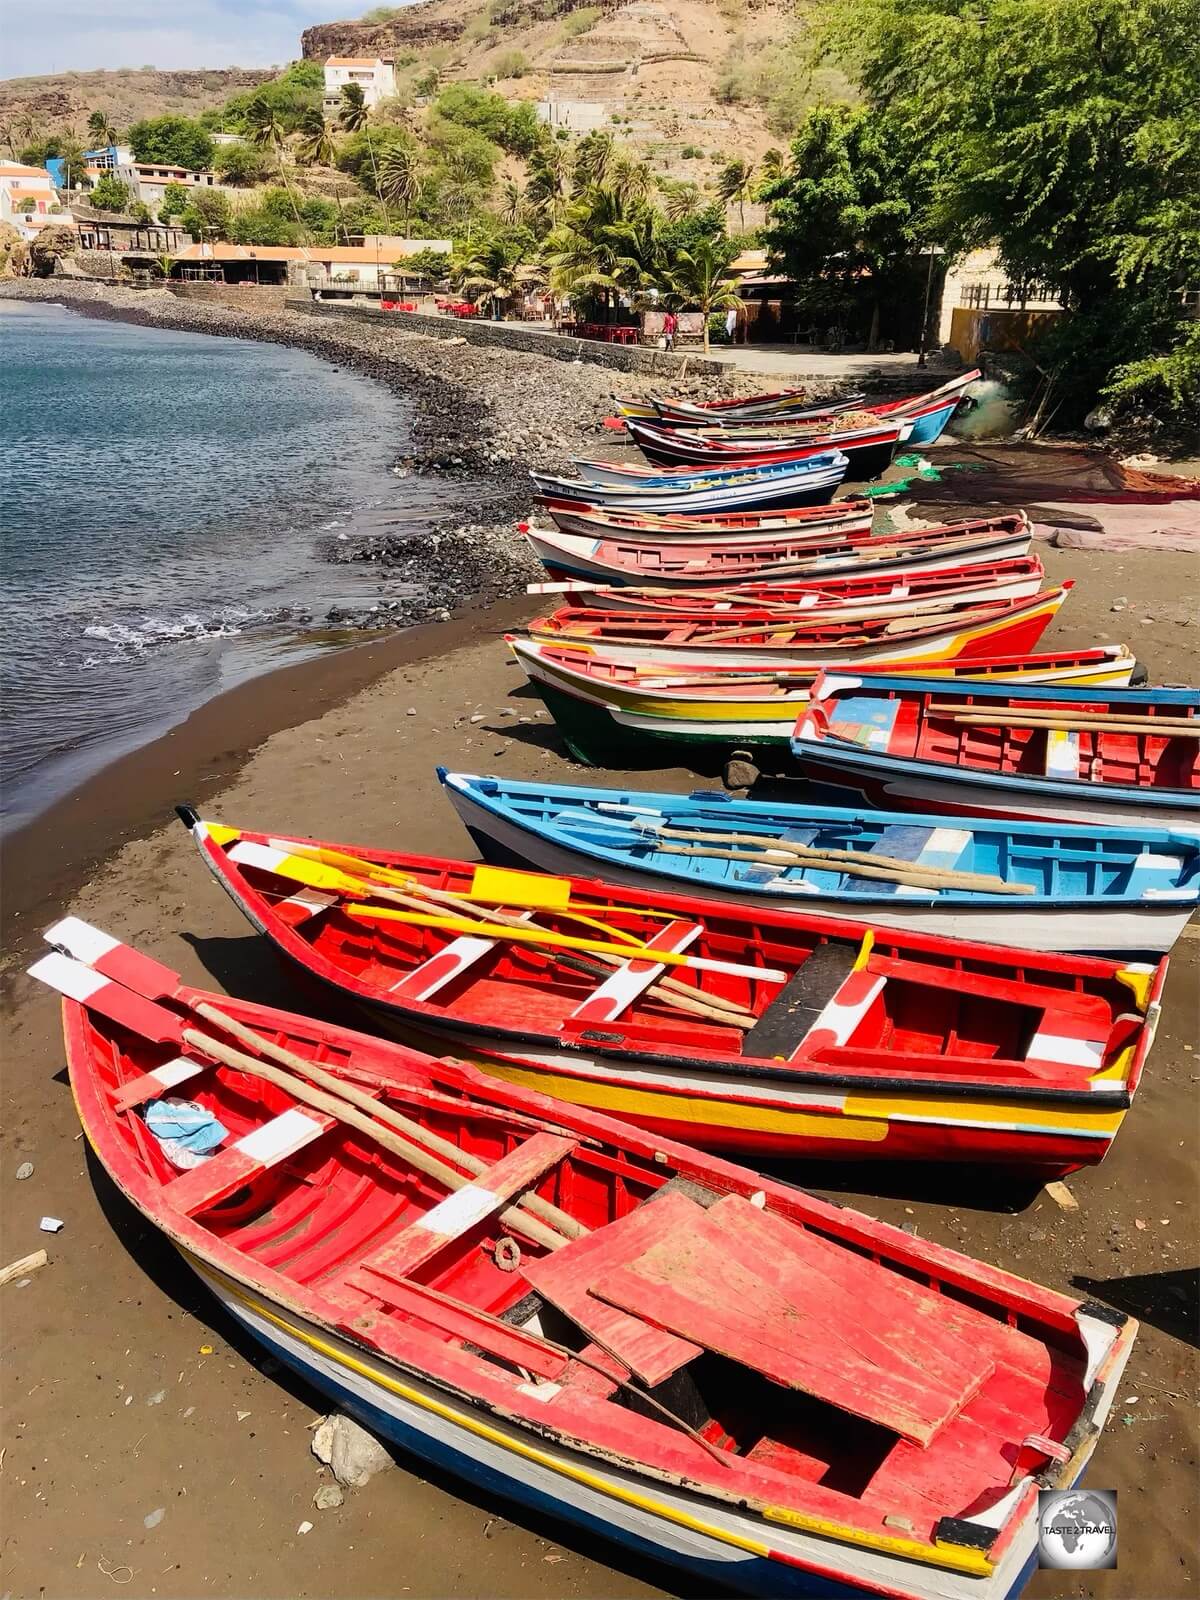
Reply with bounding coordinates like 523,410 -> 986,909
281,889 -> 338,920
229,840 -> 291,874
517,1381 -> 563,1402
235,1107 -> 326,1165
150,1057 -> 203,1090
415,1184 -> 497,1235
1028,1032 -> 1105,1069
806,976 -> 886,1047
44,917 -> 120,964
1045,729 -> 1080,779
27,952 -> 109,1004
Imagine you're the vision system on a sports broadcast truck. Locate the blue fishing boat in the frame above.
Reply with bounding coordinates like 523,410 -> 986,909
438,770 -> 1200,956
531,452 -> 849,514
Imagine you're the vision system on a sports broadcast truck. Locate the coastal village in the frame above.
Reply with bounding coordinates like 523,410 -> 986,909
1,3 -> 1197,1600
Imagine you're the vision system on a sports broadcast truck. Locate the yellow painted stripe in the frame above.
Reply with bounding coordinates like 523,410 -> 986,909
476,1061 -> 890,1141
842,1091 -> 1125,1135
189,1256 -> 991,1579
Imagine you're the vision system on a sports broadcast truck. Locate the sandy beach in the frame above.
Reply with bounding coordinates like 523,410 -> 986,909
2,285 -> 1197,1600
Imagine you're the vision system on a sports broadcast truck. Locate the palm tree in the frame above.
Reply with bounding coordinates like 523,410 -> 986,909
500,178 -> 525,225
450,236 -> 533,319
759,147 -> 785,186
337,83 -> 368,134
244,95 -> 306,235
336,83 -> 388,220
609,151 -> 653,205
716,158 -> 756,231
665,237 -> 742,350
543,184 -> 660,322
658,179 -> 703,222
378,143 -> 420,235
526,142 -> 570,227
572,130 -> 616,193
295,106 -> 336,167
87,110 -> 117,148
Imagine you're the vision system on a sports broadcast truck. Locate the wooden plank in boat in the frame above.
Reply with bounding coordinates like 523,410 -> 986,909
523,1189 -> 704,1386
703,1196 -> 993,1401
355,1132 -> 576,1284
164,1107 -> 333,1217
741,943 -> 859,1059
335,1274 -> 570,1381
567,920 -> 702,1025
594,1201 -> 988,1446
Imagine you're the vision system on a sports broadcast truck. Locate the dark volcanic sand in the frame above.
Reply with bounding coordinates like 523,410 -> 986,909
2,546 -> 1197,1600
1,282 -> 1196,1600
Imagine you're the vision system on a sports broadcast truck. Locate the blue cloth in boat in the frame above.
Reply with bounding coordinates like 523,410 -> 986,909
145,1097 -> 228,1156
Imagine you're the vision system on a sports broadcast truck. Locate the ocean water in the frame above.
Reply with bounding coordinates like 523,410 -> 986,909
1,299 -> 452,833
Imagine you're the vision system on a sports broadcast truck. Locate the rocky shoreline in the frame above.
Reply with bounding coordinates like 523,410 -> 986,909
0,279 -> 766,631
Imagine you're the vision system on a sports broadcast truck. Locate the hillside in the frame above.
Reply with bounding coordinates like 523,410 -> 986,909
302,0 -> 845,169
0,67 -> 266,136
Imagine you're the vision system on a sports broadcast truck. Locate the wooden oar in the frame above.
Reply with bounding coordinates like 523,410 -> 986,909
193,1003 -> 585,1241
342,902 -> 787,980
253,838 -> 758,1029
941,714 -> 1200,737
641,832 -> 1031,895
927,703 -> 1198,729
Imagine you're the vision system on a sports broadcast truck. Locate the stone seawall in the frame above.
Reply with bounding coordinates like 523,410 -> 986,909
169,282 -> 291,313
288,296 -> 730,377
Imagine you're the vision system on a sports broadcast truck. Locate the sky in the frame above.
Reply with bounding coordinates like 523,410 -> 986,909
2,0 -> 377,79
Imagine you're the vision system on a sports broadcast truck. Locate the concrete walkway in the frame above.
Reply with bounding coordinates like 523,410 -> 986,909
703,344 -> 961,381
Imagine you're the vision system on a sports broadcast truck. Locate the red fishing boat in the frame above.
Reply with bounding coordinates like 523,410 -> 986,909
525,583 -> 1072,669
537,494 -> 875,541
29,919 -> 1137,1599
534,555 -> 1046,619
627,417 -> 910,477
523,514 -> 1034,589
176,814 -> 1164,1177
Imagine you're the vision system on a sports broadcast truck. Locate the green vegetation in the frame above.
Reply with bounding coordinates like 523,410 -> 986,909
215,62 -> 324,137
559,6 -> 601,37
89,173 -> 131,213
128,115 -> 214,170
361,5 -> 403,19
491,50 -> 530,79
178,187 -> 231,241
159,182 -> 190,220
86,109 -> 118,147
215,140 -> 270,186
805,0 -> 1200,423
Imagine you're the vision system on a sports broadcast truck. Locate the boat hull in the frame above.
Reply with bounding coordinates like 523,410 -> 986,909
200,1258 -> 1085,1599
443,779 -> 1196,957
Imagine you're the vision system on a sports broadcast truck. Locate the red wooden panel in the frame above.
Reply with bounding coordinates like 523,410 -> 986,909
705,1197 -> 993,1400
594,1202 -> 986,1446
358,1132 -> 576,1284
523,1188 -> 703,1386
164,1146 -> 262,1216
337,1272 -> 568,1381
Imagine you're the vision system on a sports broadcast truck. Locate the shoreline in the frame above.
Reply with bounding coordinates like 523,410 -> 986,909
2,279 -> 1196,1600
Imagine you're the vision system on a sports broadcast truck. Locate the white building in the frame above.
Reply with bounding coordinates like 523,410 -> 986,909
114,161 -> 221,209
0,161 -> 72,241
323,56 -> 397,115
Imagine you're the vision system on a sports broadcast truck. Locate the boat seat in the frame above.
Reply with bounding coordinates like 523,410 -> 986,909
350,1132 -> 576,1286
565,920 -> 703,1026
1045,728 -> 1081,779
840,824 -> 971,898
388,912 -> 535,1003
273,888 -> 339,929
741,942 -> 863,1059
827,695 -> 902,751
165,1105 -> 334,1216
735,826 -> 823,887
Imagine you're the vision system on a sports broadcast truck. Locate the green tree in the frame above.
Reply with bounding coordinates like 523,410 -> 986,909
378,142 -> 421,233
159,182 -> 190,220
179,187 -> 232,241
337,83 -> 369,134
129,200 -> 152,225
572,130 -> 616,192
526,140 -> 571,226
761,103 -> 932,349
89,173 -> 131,213
716,157 -> 755,230
664,235 -> 742,349
243,95 -> 306,231
86,109 -> 117,147
817,0 -> 1200,419
128,115 -> 214,170
215,140 -> 269,185
295,107 -> 337,168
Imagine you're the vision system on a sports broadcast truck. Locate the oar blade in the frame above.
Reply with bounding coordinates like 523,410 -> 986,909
28,952 -> 187,1046
44,916 -> 184,1001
